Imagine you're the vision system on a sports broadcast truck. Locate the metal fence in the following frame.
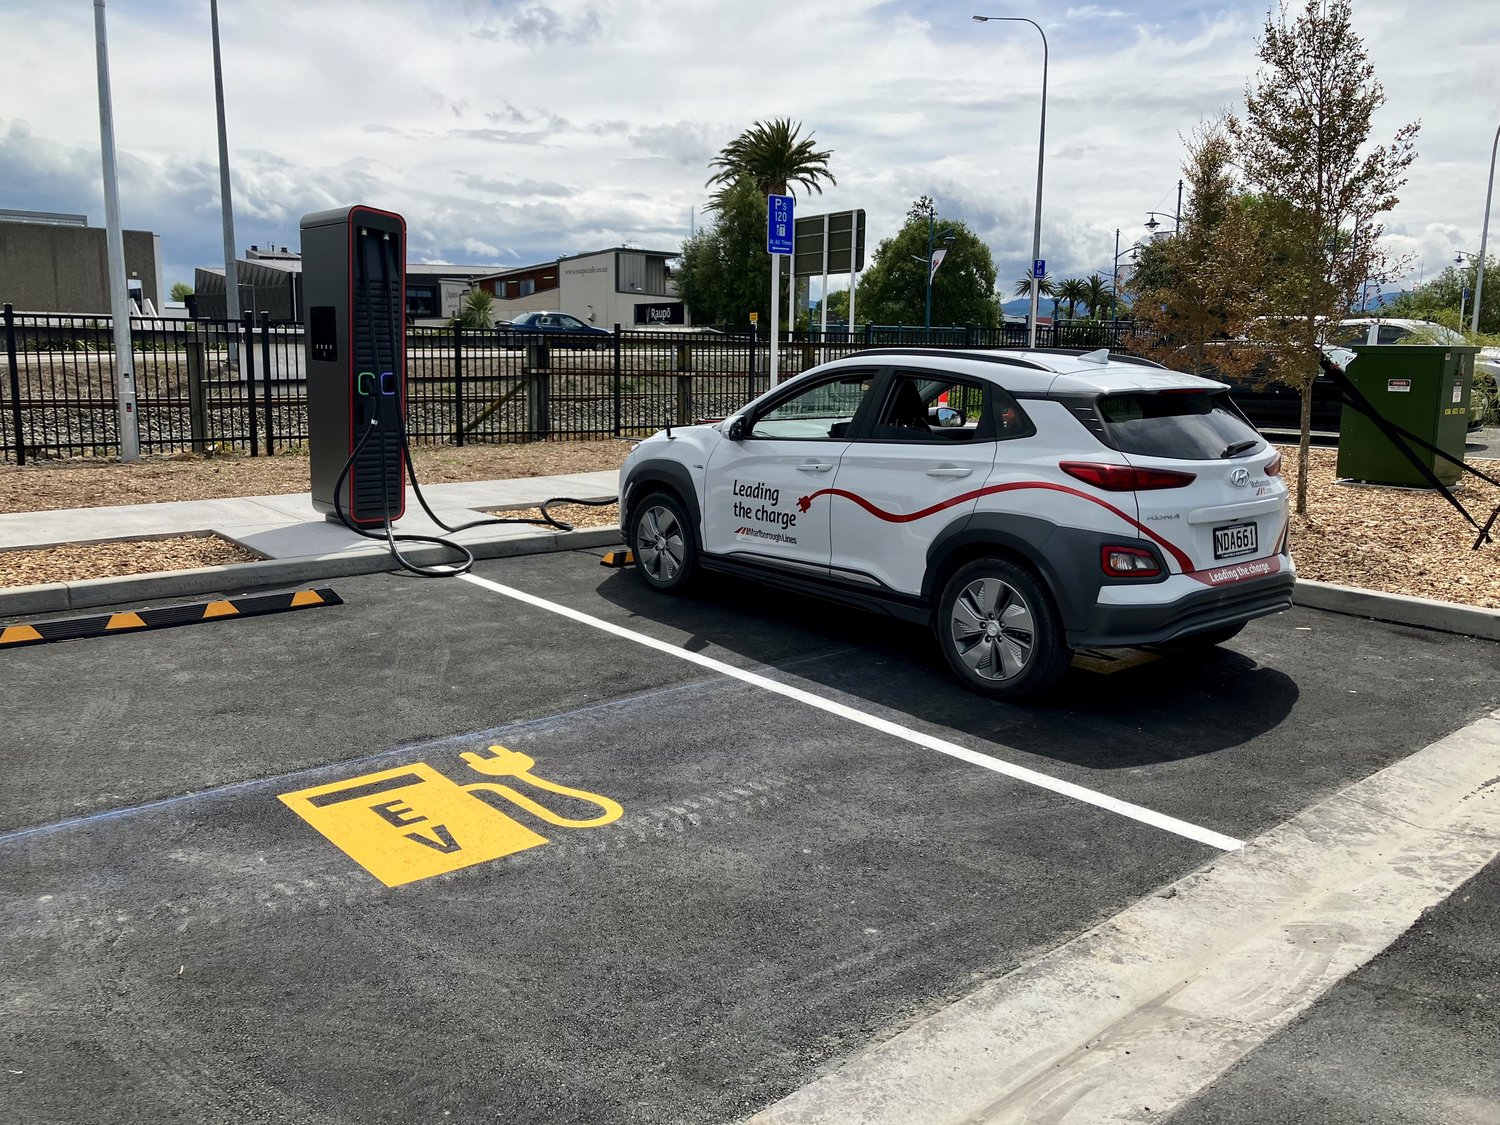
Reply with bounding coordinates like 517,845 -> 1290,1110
0,305 -> 1142,464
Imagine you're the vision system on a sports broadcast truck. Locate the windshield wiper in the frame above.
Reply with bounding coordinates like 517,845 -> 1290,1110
1219,439 -> 1260,458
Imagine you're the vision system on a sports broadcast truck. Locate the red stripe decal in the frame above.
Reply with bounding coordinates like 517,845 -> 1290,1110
797,481 -> 1196,572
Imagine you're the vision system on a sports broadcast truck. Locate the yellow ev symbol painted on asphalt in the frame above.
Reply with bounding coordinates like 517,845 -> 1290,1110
279,746 -> 623,887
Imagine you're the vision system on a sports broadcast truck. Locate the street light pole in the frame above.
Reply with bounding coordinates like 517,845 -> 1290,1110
973,14 -> 1047,349
1473,120 -> 1499,335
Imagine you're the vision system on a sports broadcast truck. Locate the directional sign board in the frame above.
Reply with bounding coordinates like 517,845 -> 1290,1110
767,194 -> 794,255
793,209 -> 867,277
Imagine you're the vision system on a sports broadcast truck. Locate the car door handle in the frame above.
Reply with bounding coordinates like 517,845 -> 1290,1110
797,462 -> 835,472
926,466 -> 973,478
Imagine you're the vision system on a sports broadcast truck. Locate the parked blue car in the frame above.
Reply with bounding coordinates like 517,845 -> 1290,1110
496,311 -> 612,349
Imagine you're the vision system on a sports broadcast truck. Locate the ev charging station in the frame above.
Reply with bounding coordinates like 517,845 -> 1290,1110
301,205 -> 407,527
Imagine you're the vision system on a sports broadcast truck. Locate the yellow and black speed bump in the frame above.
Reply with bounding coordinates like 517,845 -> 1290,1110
600,549 -> 634,568
0,587 -> 343,649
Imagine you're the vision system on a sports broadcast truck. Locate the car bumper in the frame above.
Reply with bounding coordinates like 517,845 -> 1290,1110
1068,565 -> 1296,648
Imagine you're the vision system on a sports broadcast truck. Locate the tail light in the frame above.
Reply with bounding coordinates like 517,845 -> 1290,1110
1060,461 -> 1197,491
1265,452 -> 1282,476
1101,545 -> 1162,578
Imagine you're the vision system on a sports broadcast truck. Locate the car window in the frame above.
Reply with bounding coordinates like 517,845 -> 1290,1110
558,315 -> 585,330
1328,325 -> 1367,348
749,372 -> 876,440
866,373 -> 1000,443
1376,325 -> 1409,345
1095,390 -> 1261,460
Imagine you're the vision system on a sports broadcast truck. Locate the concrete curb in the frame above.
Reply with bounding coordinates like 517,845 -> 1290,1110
0,527 -> 624,617
1294,578 -> 1500,642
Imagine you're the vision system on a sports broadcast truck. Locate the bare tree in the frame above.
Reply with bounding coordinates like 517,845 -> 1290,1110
1229,0 -> 1419,514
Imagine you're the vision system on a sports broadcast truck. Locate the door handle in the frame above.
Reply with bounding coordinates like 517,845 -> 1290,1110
926,466 -> 973,478
797,462 -> 835,472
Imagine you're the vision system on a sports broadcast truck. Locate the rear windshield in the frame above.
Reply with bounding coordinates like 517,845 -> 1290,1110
1095,391 -> 1262,459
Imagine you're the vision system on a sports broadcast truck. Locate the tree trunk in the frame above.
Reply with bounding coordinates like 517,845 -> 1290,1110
1296,378 -> 1313,516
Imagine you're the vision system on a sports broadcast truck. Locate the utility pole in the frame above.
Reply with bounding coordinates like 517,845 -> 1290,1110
94,0 -> 138,461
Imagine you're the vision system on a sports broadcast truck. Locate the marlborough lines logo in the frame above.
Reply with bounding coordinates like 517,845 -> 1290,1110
279,746 -> 622,887
796,482 -> 1196,571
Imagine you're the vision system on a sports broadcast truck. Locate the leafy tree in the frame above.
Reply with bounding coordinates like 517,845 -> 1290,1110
1378,255 -> 1500,335
457,288 -> 495,329
169,281 -> 192,302
1229,0 -> 1419,514
823,288 -> 851,321
856,202 -> 998,328
674,178 -> 778,328
1128,121 -> 1268,384
1055,278 -> 1087,319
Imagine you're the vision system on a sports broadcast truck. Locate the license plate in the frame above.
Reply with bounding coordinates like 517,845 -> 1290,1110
1213,522 -> 1258,559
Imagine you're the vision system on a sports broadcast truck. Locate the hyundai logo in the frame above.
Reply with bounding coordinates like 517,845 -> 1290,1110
1229,468 -> 1250,487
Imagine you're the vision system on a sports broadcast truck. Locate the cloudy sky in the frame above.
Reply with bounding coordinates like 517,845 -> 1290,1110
3,0 -> 1498,304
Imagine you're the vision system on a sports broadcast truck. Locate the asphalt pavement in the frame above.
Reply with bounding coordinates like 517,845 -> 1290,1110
3,547 -> 1498,1123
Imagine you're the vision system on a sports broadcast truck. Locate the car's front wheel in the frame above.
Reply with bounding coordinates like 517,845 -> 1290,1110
629,491 -> 697,593
936,558 -> 1071,700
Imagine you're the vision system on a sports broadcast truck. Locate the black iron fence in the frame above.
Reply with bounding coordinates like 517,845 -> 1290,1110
0,305 -> 1142,464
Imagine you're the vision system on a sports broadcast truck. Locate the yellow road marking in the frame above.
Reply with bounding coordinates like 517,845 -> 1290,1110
201,600 -> 240,618
105,612 -> 147,630
1,625 -> 44,645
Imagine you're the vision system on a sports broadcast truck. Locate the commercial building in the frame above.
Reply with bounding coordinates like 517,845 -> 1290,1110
192,250 -> 498,322
475,247 -> 686,328
0,208 -> 164,314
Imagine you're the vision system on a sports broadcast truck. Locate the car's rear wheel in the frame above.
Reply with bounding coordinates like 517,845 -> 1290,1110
629,492 -> 697,593
1150,622 -> 1246,652
936,558 -> 1070,700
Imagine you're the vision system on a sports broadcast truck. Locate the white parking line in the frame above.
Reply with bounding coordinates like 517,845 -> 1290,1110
458,572 -> 1244,852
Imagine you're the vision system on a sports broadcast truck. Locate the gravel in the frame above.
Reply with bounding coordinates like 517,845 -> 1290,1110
2,441 -> 1497,609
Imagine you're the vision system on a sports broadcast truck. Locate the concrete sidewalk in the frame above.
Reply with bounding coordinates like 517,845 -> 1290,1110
0,470 -> 623,615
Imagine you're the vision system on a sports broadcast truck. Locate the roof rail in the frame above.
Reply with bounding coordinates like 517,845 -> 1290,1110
1030,346 -> 1167,369
849,347 -> 1055,372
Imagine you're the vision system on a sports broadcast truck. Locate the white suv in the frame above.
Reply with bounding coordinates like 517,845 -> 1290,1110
619,348 -> 1294,700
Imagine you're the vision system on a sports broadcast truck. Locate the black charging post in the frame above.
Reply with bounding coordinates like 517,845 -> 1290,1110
302,205 -> 407,526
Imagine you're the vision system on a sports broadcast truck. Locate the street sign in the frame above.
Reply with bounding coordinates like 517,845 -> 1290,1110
792,209 -> 867,277
1032,259 -> 1046,279
767,195 -> 794,255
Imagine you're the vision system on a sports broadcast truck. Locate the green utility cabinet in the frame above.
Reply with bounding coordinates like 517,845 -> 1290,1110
1335,344 -> 1477,486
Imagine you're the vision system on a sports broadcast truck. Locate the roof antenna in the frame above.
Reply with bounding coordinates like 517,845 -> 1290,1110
1078,348 -> 1110,364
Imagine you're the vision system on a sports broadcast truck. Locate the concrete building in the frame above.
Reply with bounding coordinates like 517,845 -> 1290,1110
475,247 -> 685,328
0,208 -> 163,314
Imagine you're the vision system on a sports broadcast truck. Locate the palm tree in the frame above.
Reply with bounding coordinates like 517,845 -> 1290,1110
1014,273 -> 1057,319
1055,278 -> 1087,319
1083,273 -> 1112,319
705,118 -> 836,209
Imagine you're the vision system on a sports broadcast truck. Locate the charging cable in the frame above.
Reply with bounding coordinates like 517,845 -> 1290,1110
329,228 -> 617,578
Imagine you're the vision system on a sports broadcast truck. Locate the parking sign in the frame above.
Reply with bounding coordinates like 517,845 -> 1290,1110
1032,259 -> 1046,279
767,195 -> 794,255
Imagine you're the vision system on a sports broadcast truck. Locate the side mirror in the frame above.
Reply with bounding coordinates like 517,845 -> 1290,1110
933,406 -> 965,428
726,416 -> 747,441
